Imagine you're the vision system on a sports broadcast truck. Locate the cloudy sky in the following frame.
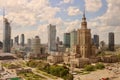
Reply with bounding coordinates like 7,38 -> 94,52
0,0 -> 120,44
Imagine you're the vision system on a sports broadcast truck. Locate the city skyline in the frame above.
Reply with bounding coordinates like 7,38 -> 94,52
0,0 -> 120,44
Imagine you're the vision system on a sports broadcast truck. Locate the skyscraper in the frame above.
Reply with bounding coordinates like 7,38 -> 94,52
27,39 -> 31,47
108,32 -> 115,51
10,39 -> 13,48
70,30 -> 77,48
14,35 -> 19,45
3,10 -> 11,53
20,34 -> 25,46
31,36 -> 41,54
64,33 -> 70,48
48,24 -> 56,52
77,11 -> 93,58
56,37 -> 60,51
93,34 -> 99,48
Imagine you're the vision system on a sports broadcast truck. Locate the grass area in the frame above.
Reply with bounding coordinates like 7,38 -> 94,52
18,61 -> 27,67
2,63 -> 10,68
18,72 -> 47,80
75,70 -> 90,75
36,69 -> 58,79
75,63 -> 105,75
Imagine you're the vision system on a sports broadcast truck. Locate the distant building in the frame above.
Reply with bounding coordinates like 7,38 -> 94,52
100,41 -> 105,50
93,34 -> 99,48
3,15 -> 11,53
31,36 -> 41,55
56,37 -> 60,51
47,52 -> 63,64
20,34 -> 25,46
14,35 -> 19,45
58,45 -> 65,52
0,41 -> 3,49
56,37 -> 60,44
64,33 -> 70,48
27,39 -> 31,47
10,39 -> 13,48
70,30 -> 77,48
48,24 -> 56,52
108,32 -> 115,51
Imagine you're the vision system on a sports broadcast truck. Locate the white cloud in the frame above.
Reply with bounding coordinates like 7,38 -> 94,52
0,0 -> 61,43
38,7 -> 60,23
60,0 -> 73,4
85,0 -> 102,12
0,0 -> 120,45
87,0 -> 120,44
67,7 -> 81,16
65,20 -> 80,32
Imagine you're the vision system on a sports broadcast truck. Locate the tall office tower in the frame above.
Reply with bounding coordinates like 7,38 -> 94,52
64,33 -> 70,48
70,30 -> 77,48
77,11 -> 93,58
27,39 -> 31,47
100,41 -> 105,50
48,24 -> 56,52
20,34 -> 25,46
3,11 -> 11,53
93,34 -> 99,48
56,37 -> 60,43
31,36 -> 41,54
108,32 -> 115,51
14,35 -> 19,45
10,39 -> 13,48
56,37 -> 60,51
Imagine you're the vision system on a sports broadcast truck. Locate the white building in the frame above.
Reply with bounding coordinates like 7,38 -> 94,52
48,24 -> 56,52
31,36 -> 41,54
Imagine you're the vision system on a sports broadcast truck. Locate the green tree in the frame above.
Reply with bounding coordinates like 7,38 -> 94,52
64,74 -> 73,80
84,65 -> 95,71
96,63 -> 105,69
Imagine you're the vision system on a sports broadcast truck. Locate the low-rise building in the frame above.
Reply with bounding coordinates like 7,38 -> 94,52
99,55 -> 119,63
47,52 -> 63,64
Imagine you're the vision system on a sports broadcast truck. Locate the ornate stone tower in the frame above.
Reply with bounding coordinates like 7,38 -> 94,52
78,11 -> 92,58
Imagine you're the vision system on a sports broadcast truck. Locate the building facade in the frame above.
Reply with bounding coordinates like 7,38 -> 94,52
3,17 -> 11,53
14,35 -> 19,45
48,24 -> 56,52
20,34 -> 25,46
93,34 -> 99,48
70,30 -> 77,48
31,36 -> 41,54
27,39 -> 31,47
108,32 -> 115,51
64,33 -> 70,48
10,39 -> 13,48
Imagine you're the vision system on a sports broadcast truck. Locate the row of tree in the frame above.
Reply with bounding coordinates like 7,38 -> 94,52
84,63 -> 105,71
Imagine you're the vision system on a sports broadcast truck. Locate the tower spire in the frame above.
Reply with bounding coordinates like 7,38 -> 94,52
83,7 -> 86,18
3,7 -> 5,19
83,7 -> 86,19
81,6 -> 87,29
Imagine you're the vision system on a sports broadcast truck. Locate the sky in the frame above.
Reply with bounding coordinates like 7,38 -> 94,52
0,0 -> 120,44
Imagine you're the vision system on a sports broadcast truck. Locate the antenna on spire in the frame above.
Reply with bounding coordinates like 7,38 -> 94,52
3,7 -> 5,19
83,6 -> 86,18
